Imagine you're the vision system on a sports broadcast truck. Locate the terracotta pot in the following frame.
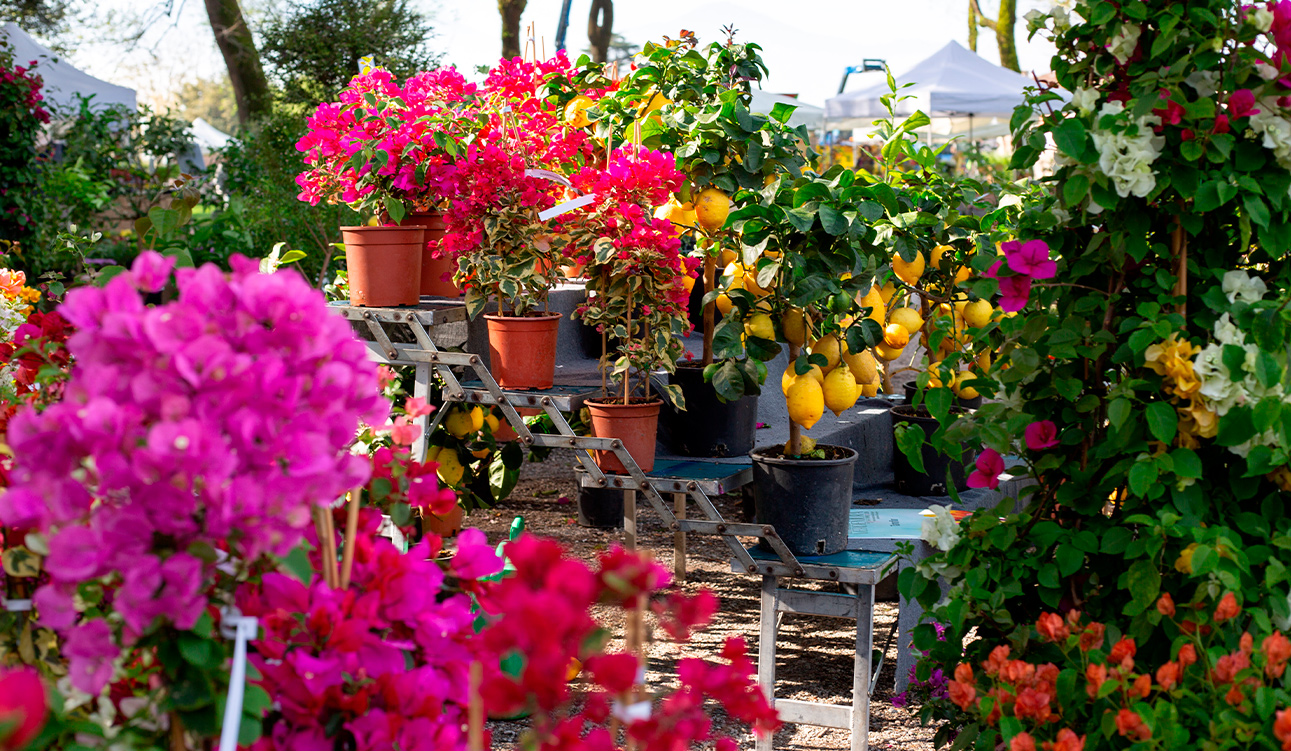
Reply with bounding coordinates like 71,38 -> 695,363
586,397 -> 662,474
422,505 -> 464,538
402,211 -> 462,298
484,312 -> 561,390
494,406 -> 541,443
561,263 -> 585,279
341,225 -> 425,307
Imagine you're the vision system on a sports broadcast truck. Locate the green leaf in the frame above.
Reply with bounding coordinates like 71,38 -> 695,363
1051,118 -> 1090,161
384,197 -> 406,224
712,360 -> 746,402
278,545 -> 314,584
1145,402 -> 1178,444
1216,405 -> 1256,447
177,633 -> 215,668
894,423 -> 926,474
1255,350 -> 1283,389
1062,173 -> 1090,206
1171,448 -> 1202,478
1128,460 -> 1158,497
817,204 -> 848,236
1108,398 -> 1132,430
1123,559 -> 1161,616
768,101 -> 797,123
1055,544 -> 1084,576
1244,193 -> 1272,228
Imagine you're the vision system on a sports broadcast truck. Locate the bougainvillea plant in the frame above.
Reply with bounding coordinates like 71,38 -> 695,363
0,252 -> 386,747
0,39 -> 49,249
896,1 -> 1291,748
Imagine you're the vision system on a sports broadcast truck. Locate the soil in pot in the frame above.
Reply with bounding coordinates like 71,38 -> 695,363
586,397 -> 662,474
660,363 -> 758,457
401,211 -> 460,297
750,444 -> 858,557
341,225 -> 425,307
890,403 -> 974,496
484,312 -> 562,390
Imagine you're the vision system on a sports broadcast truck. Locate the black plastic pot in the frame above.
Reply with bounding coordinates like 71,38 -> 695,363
577,485 -> 624,529
578,321 -> 623,360
687,275 -> 706,330
659,365 -> 758,457
750,445 -> 858,557
903,380 -> 983,410
890,404 -> 974,496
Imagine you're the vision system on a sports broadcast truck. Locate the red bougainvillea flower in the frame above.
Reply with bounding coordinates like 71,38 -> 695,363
1109,637 -> 1136,670
1157,592 -> 1175,617
1010,732 -> 1036,751
1043,728 -> 1086,751
994,274 -> 1033,312
1024,421 -> 1059,451
1078,621 -> 1106,652
1214,592 -> 1241,623
1036,612 -> 1069,642
1264,632 -> 1291,678
984,645 -> 1011,675
1115,708 -> 1151,740
1229,89 -> 1262,119
967,448 -> 1005,489
1274,708 -> 1291,751
1084,663 -> 1107,699
0,666 -> 48,751
1178,642 -> 1197,668
1156,661 -> 1181,690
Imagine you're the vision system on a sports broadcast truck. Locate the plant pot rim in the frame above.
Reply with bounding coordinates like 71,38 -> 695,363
751,444 -> 858,466
890,403 -> 971,420
483,311 -> 562,321
586,396 -> 663,408
340,224 -> 428,232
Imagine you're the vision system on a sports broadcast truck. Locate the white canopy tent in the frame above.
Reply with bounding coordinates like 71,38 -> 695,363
749,89 -> 824,132
0,22 -> 137,113
825,39 -> 1038,140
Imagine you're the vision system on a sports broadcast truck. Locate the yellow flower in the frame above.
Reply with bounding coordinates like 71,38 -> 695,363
1269,466 -> 1291,492
1185,400 -> 1218,438
1175,542 -> 1199,573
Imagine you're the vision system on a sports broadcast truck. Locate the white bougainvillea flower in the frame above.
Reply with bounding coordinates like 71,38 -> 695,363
1222,270 -> 1269,304
1108,24 -> 1141,65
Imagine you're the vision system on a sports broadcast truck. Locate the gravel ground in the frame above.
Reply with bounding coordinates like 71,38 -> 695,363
466,450 -> 938,751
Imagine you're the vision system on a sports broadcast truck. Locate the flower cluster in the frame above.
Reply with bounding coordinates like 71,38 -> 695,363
1087,101 -> 1165,199
0,274 -> 70,440
239,511 -> 501,751
893,622 -> 949,710
983,239 -> 1056,312
1,57 -> 49,124
0,252 -> 386,694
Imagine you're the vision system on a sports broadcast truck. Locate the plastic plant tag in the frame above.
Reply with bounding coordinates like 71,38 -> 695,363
539,194 -> 597,221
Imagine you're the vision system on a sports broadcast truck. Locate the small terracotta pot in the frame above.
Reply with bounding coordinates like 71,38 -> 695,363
341,225 -> 425,307
586,397 -> 662,474
485,312 -> 561,390
422,505 -> 464,538
402,211 -> 462,298
493,406 -> 541,443
561,262 -> 585,279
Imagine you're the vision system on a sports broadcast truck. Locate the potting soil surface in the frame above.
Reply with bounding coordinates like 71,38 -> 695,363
468,449 -> 938,751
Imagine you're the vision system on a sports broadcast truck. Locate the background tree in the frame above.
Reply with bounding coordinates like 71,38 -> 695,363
967,0 -> 1018,72
204,0 -> 271,124
168,75 -> 238,132
498,0 -> 525,59
0,0 -> 74,37
587,0 -> 611,63
259,0 -> 438,106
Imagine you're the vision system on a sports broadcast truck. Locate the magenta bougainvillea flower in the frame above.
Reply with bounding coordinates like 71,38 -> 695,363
0,252 -> 386,693
1024,420 -> 1060,450
967,448 -> 1006,490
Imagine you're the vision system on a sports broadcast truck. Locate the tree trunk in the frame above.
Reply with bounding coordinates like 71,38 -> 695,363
498,0 -> 527,59
995,0 -> 1019,72
204,0 -> 271,125
967,1 -> 978,51
587,0 -> 612,63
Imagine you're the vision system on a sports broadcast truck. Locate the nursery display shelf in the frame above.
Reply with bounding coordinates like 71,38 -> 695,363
737,546 -> 895,584
455,380 -> 601,412
575,458 -> 752,496
327,299 -> 468,326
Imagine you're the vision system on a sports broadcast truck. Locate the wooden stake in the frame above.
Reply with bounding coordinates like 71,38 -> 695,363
1170,220 -> 1187,317
624,285 -> 633,404
701,253 -> 716,365
468,661 -> 484,751
340,489 -> 361,589
314,505 -> 338,589
787,342 -> 802,456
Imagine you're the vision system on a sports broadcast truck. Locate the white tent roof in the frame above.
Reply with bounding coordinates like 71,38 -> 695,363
1,22 -> 137,113
190,118 -> 233,151
825,39 -> 1033,131
749,89 -> 824,131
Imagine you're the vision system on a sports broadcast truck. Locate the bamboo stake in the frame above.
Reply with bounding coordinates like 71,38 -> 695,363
624,284 -> 633,404
787,343 -> 802,456
1171,220 -> 1187,317
340,490 -> 361,589
701,252 -> 716,365
468,661 -> 484,751
314,506 -> 338,589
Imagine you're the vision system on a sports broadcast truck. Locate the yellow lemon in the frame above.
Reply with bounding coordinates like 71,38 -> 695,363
874,342 -> 904,361
883,324 -> 910,349
786,375 -> 825,430
1175,542 -> 1199,574
784,435 -> 817,455
783,307 -> 808,347
859,287 -> 886,325
484,413 -> 500,434
963,300 -> 993,329
955,264 -> 972,284
810,334 -> 843,372
564,95 -> 594,128
716,293 -> 734,317
762,248 -> 782,259
366,215 -> 381,227
975,349 -> 992,371
889,307 -> 924,336
930,244 -> 954,271
953,371 -> 979,400
744,267 -> 774,296
567,657 -> 583,682
781,364 -> 824,396
695,188 -> 732,233
892,251 -> 925,285
879,282 -> 897,306
471,447 -> 491,459
823,365 -> 859,416
745,312 -> 774,341
861,381 -> 880,397
718,248 -> 737,267
445,407 -> 477,438
469,406 -> 485,432
682,274 -> 696,293
722,261 -> 746,288
841,348 -> 878,384
436,450 -> 465,486
655,199 -> 697,236
424,445 -> 441,463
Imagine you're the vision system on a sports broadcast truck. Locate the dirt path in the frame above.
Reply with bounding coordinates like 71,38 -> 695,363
467,450 -> 937,750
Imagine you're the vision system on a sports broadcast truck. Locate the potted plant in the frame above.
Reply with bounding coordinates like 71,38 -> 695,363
297,68 -> 472,307
441,53 -> 599,389
565,144 -> 693,473
569,31 -> 813,457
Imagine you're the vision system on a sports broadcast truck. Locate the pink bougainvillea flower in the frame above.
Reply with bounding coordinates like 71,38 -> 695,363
967,448 -> 1005,490
0,666 -> 47,751
997,276 -> 1033,312
450,528 -> 504,580
388,415 -> 420,446
1001,239 -> 1057,280
1229,89 -> 1261,119
1024,420 -> 1059,450
403,396 -> 434,418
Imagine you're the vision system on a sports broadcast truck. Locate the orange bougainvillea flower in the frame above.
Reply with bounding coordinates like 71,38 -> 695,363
1225,683 -> 1247,708
1037,612 -> 1070,642
1013,686 -> 1055,723
1274,708 -> 1291,751
0,268 -> 26,297
1129,673 -> 1151,699
1109,638 -> 1136,670
955,662 -> 974,683
1085,663 -> 1107,699
1115,708 -> 1151,740
1043,728 -> 1086,751
1001,659 -> 1037,686
984,645 -> 1011,676
1263,632 -> 1291,678
1010,732 -> 1037,751
1078,622 -> 1105,652
1214,592 -> 1241,623
1156,661 -> 1181,690
949,677 -> 976,710
1178,643 -> 1197,668
1156,592 -> 1175,617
